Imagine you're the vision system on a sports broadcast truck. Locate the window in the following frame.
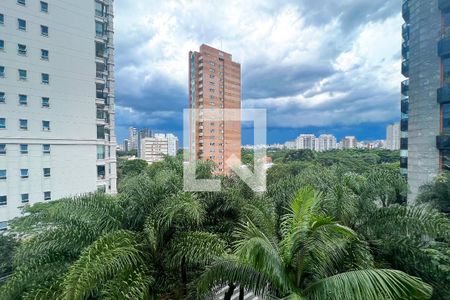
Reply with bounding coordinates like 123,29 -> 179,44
19,119 -> 28,130
0,118 -> 5,129
20,169 -> 29,179
18,19 -> 26,31
41,25 -> 48,36
0,196 -> 6,206
21,193 -> 29,203
44,191 -> 51,201
0,169 -> 6,180
97,145 -> 105,159
40,1 -> 48,12
0,40 -> 4,50
0,66 -> 5,77
43,144 -> 50,154
18,43 -> 27,55
41,49 -> 49,60
20,144 -> 28,154
19,69 -> 27,80
43,168 -> 50,177
19,94 -> 27,105
95,2 -> 105,17
0,144 -> 5,154
97,125 -> 105,139
0,92 -> 5,103
42,120 -> 50,131
17,0 -> 26,5
0,14 -> 4,25
95,21 -> 104,37
42,97 -> 49,107
41,73 -> 49,84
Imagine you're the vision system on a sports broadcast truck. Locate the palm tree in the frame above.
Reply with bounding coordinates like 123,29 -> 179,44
197,187 -> 433,299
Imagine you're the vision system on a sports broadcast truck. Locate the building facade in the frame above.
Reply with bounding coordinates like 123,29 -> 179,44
295,134 -> 316,150
401,0 -> 446,200
386,122 -> 400,150
0,0 -> 117,225
317,134 -> 337,151
128,127 -> 138,149
341,136 -> 357,149
188,44 -> 241,174
140,133 -> 178,164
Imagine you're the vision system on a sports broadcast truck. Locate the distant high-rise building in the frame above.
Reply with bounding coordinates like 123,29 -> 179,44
341,136 -> 357,149
123,139 -> 129,153
386,123 -> 400,150
0,0 -> 117,225
400,0 -> 449,199
284,141 -> 296,149
128,127 -> 138,150
295,134 -> 316,150
140,133 -> 178,164
317,134 -> 337,151
188,44 -> 241,174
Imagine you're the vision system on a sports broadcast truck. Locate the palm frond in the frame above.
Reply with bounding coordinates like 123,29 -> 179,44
62,230 -> 144,300
304,269 -> 432,300
167,231 -> 227,268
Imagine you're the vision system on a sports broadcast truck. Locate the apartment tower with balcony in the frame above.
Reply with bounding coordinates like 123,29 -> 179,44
0,0 -> 117,226
188,44 -> 241,174
400,0 -> 449,200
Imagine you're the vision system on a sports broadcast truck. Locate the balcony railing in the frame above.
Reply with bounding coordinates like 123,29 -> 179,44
439,0 -> 450,10
96,71 -> 106,80
401,41 -> 409,60
402,0 -> 409,21
401,59 -> 409,77
402,23 -> 409,41
401,99 -> 409,114
401,79 -> 409,95
437,135 -> 450,149
438,35 -> 450,58
401,119 -> 408,132
96,91 -> 108,100
438,85 -> 450,104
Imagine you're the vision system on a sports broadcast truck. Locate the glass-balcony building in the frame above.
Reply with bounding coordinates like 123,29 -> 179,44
401,0 -> 448,200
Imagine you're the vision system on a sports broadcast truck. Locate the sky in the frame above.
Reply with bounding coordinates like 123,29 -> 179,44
114,0 -> 403,145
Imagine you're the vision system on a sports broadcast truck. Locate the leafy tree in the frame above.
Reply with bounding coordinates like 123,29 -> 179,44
417,173 -> 450,214
0,233 -> 18,279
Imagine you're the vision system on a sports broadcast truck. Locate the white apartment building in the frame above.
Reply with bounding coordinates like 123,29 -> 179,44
317,134 -> 337,151
341,136 -> 357,149
140,133 -> 178,164
0,0 -> 116,226
385,122 -> 400,150
295,134 -> 316,150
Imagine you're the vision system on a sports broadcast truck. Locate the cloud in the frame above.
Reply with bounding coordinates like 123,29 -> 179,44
114,0 -> 403,143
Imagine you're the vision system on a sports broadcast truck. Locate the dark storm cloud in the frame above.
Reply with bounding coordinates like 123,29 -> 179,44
114,0 -> 403,143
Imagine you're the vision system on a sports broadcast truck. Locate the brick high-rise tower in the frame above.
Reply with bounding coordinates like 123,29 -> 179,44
188,44 -> 241,174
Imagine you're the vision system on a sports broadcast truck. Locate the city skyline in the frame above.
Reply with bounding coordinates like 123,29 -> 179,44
113,0 -> 403,145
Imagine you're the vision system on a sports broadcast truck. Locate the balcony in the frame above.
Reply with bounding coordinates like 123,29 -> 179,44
401,99 -> 409,114
401,79 -> 409,95
439,0 -> 450,10
400,157 -> 408,169
401,59 -> 409,77
438,36 -> 450,58
400,137 -> 408,150
402,0 -> 409,21
402,23 -> 409,41
437,134 -> 450,150
96,71 -> 107,82
401,41 -> 409,60
437,85 -> 450,104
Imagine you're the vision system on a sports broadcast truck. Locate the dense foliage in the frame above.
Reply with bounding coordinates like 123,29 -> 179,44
1,149 -> 449,299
